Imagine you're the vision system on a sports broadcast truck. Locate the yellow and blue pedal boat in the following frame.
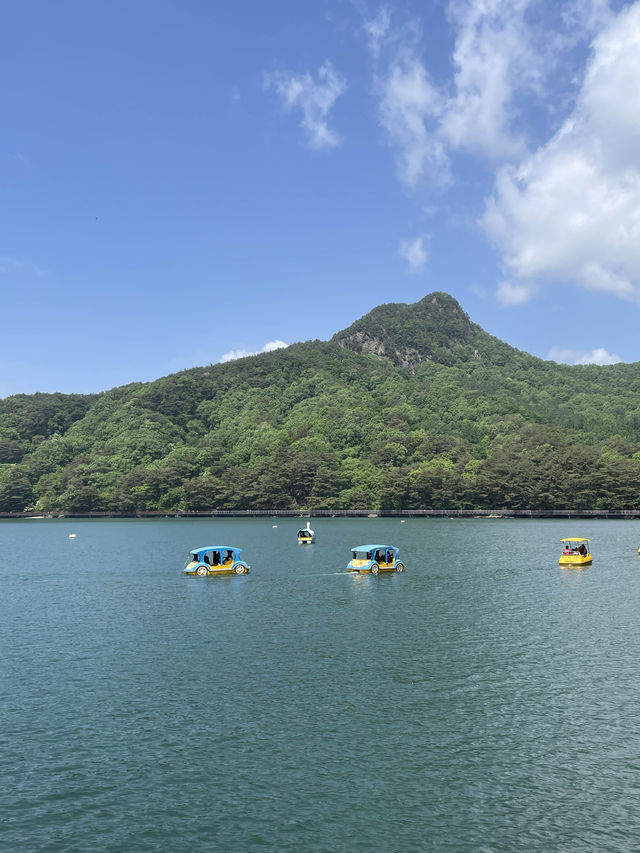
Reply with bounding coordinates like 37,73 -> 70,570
347,544 -> 405,574
184,546 -> 249,576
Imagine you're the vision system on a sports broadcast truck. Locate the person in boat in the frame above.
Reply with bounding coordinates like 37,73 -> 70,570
578,544 -> 587,556
563,545 -> 571,555
386,549 -> 394,564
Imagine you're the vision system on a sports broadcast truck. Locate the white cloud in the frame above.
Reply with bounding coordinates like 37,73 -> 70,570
548,346 -> 622,365
364,7 -> 391,58
443,0 -> 616,157
441,0 -> 535,159
369,0 -> 549,187
220,340 -> 289,363
496,279 -> 535,305
378,54 -> 448,187
399,234 -> 429,271
483,1 -> 640,304
265,62 -> 346,148
559,0 -> 613,43
261,340 -> 289,353
368,1 -> 619,190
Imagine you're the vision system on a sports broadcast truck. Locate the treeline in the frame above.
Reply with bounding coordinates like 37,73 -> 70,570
2,293 -> 640,512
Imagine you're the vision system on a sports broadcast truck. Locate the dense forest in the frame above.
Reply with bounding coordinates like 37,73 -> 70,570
2,292 -> 640,512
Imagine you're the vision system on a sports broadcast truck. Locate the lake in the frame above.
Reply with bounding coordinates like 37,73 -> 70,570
2,517 -> 640,852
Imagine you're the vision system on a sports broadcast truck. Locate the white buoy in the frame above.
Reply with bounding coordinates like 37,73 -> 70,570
272,525 -> 278,528
401,520 -> 406,523
69,533 -> 77,539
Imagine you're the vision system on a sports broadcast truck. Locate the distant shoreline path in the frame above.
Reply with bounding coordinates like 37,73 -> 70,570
4,509 -> 640,520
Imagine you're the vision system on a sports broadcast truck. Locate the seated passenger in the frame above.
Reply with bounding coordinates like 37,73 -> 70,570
562,546 -> 571,555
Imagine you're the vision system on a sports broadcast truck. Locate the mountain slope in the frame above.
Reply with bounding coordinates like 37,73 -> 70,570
2,293 -> 640,512
332,291 -> 522,369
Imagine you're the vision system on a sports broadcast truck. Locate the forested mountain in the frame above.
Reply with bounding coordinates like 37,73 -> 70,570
2,292 -> 640,512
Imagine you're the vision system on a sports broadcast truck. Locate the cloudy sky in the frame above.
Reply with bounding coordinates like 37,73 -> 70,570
1,0 -> 639,396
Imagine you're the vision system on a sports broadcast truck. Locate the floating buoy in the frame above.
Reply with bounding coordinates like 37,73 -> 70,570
272,525 -> 278,528
401,520 -> 406,523
69,533 -> 77,539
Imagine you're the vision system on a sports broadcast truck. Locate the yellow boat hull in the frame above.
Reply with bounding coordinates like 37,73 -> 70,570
184,560 -> 246,576
559,554 -> 592,567
347,561 -> 403,574
348,566 -> 397,574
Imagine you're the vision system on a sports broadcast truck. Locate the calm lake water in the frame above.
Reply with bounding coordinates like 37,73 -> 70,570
2,517 -> 640,852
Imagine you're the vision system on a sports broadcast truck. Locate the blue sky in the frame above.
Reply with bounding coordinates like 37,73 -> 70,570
2,0 -> 639,397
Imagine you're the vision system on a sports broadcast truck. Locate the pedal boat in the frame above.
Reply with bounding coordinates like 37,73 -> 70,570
184,546 -> 249,576
297,521 -> 315,544
559,538 -> 592,567
347,544 -> 405,574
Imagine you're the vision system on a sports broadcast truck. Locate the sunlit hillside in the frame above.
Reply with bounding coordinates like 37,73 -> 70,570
2,292 -> 640,512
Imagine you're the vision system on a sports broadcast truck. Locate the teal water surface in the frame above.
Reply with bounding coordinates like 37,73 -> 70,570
2,517 -> 640,852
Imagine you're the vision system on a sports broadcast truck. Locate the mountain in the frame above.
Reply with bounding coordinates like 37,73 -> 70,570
332,291 -> 509,368
2,292 -> 640,512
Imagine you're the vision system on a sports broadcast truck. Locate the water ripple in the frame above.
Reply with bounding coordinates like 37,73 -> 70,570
2,518 -> 640,851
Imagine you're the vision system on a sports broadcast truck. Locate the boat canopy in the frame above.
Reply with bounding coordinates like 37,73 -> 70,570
352,544 -> 397,552
190,545 -> 242,556
559,538 -> 590,542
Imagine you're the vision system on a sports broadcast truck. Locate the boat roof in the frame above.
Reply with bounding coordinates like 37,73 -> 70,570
560,538 -> 590,542
190,545 -> 242,554
352,544 -> 398,552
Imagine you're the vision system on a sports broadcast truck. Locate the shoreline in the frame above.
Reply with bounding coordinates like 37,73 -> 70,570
4,509 -> 640,520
